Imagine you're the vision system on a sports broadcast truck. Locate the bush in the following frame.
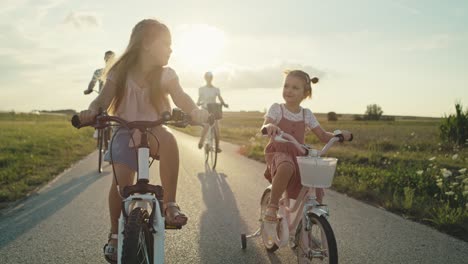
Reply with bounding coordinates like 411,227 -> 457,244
365,104 -> 383,120
327,112 -> 338,121
440,103 -> 468,147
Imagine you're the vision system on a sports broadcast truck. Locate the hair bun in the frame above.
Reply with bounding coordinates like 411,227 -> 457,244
311,77 -> 319,84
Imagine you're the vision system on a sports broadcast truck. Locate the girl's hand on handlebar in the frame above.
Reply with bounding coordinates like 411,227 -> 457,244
79,109 -> 98,124
190,108 -> 209,124
263,123 -> 282,137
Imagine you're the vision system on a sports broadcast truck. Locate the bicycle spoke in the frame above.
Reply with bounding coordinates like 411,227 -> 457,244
137,229 -> 150,264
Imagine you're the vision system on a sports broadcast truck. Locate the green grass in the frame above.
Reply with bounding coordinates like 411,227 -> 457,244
0,112 -> 96,206
175,111 -> 468,241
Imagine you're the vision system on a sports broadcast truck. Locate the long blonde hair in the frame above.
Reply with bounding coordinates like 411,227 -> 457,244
105,19 -> 170,114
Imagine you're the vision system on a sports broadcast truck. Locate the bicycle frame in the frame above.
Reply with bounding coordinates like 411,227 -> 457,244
116,132 -> 165,264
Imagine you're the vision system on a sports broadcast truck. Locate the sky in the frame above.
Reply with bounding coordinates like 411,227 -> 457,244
0,0 -> 467,117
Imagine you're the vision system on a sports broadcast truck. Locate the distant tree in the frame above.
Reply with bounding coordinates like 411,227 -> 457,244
327,112 -> 338,121
365,104 -> 383,120
440,102 -> 468,147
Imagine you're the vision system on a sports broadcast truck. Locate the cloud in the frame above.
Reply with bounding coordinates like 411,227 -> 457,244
402,34 -> 452,52
63,12 -> 101,29
0,24 -> 38,51
0,0 -> 27,14
180,62 -> 326,90
387,0 -> 421,15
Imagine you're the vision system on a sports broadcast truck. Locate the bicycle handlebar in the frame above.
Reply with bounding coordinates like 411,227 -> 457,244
71,109 -> 191,130
260,127 -> 352,157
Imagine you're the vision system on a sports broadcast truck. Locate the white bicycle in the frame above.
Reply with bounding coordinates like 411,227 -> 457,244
241,129 -> 352,264
202,103 -> 227,170
72,109 -> 191,264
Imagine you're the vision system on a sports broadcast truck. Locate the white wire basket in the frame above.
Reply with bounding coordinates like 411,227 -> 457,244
296,156 -> 338,188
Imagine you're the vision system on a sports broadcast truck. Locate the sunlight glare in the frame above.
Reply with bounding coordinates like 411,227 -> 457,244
172,24 -> 226,68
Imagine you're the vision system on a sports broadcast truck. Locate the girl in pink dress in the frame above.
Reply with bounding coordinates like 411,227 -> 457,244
78,19 -> 209,262
262,70 -> 352,223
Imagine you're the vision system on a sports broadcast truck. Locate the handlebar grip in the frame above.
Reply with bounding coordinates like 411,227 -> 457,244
334,134 -> 345,143
71,115 -> 81,128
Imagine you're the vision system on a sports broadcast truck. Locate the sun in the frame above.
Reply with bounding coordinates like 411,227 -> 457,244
172,24 -> 226,68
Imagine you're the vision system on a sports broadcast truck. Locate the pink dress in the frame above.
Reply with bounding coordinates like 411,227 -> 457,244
264,106 -> 317,200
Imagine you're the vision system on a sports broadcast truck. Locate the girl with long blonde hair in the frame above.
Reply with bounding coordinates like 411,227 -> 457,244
78,19 -> 208,262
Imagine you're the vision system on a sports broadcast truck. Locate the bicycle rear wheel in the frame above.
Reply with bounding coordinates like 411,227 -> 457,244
296,214 -> 338,264
98,129 -> 104,173
121,207 -> 154,264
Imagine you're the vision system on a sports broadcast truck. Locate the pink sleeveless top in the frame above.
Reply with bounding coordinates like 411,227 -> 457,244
107,67 -> 177,147
109,67 -> 177,122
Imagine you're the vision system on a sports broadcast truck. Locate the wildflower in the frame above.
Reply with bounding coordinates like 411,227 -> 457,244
445,191 -> 455,196
452,154 -> 459,160
429,157 -> 436,161
416,170 -> 423,176
441,168 -> 452,178
411,132 -> 415,137
459,168 -> 467,174
451,182 -> 459,187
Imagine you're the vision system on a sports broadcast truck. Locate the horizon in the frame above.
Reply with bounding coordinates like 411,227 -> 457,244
1,0 -> 467,118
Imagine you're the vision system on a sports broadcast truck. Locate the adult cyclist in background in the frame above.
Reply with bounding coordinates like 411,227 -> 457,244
197,71 -> 228,152
84,50 -> 115,139
84,50 -> 115,95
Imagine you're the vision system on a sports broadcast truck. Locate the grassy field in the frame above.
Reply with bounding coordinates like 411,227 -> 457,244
0,112 -> 96,207
176,111 -> 468,241
1,110 -> 466,241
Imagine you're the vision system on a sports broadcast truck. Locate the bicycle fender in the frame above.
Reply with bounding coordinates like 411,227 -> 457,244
307,207 -> 329,218
260,185 -> 272,206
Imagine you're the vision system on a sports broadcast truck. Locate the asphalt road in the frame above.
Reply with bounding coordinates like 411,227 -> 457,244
0,130 -> 466,264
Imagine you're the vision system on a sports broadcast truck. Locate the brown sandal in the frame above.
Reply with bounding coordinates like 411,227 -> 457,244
103,233 -> 118,263
164,202 -> 188,227
263,204 -> 280,222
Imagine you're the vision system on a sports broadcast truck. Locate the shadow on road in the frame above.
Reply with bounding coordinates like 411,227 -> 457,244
0,170 -> 107,249
197,164 -> 284,263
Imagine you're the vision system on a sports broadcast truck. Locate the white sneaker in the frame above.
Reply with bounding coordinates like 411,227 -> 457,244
93,130 -> 98,139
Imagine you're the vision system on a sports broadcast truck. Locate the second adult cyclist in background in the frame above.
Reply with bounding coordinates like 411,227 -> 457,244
197,71 -> 228,153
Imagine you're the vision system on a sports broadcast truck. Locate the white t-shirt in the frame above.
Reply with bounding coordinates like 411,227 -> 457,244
265,103 -> 320,129
198,85 -> 220,108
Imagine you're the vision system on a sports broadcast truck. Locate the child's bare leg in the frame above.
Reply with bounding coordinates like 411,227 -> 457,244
264,162 -> 294,221
109,164 -> 135,242
150,126 -> 187,226
270,162 -> 294,205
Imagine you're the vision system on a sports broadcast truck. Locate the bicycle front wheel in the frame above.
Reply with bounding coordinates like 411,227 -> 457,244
98,129 -> 104,173
204,127 -> 218,170
121,207 -> 154,264
296,214 -> 337,264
